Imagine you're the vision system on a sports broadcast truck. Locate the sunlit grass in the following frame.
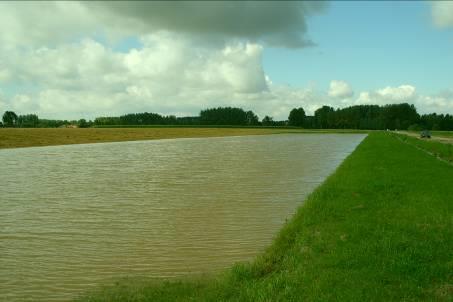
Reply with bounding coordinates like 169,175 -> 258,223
78,132 -> 453,301
395,133 -> 453,162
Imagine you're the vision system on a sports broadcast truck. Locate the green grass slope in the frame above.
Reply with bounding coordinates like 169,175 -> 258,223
395,133 -> 453,163
79,132 -> 452,302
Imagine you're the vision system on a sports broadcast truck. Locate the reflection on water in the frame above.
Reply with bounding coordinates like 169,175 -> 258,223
0,134 -> 365,301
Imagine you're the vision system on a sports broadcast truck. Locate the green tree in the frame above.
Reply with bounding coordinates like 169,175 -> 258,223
288,107 -> 306,127
314,106 -> 335,129
17,114 -> 39,127
78,119 -> 88,128
199,107 -> 258,125
262,115 -> 274,126
2,111 -> 18,127
245,110 -> 259,126
37,119 -> 70,128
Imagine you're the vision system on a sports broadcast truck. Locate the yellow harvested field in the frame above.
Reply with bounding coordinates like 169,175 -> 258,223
0,128 -> 302,149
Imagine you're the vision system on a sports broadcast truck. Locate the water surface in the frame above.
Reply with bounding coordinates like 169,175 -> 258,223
0,134 -> 365,301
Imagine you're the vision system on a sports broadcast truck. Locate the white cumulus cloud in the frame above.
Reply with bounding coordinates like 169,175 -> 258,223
0,1 -> 328,121
328,80 -> 353,98
85,1 -> 327,48
0,32 -> 274,120
0,1 -> 327,49
355,85 -> 416,105
352,85 -> 453,115
375,85 -> 416,102
417,92 -> 453,114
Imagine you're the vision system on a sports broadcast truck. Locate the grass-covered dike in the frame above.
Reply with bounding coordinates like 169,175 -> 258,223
395,133 -> 453,163
78,132 -> 452,301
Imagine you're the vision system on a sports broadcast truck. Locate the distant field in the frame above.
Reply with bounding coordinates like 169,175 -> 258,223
407,130 -> 453,138
432,131 -> 453,138
403,130 -> 453,147
92,125 -> 297,129
0,128 -> 368,149
0,128 -> 289,149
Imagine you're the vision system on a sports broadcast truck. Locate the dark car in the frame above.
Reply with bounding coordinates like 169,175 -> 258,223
420,130 -> 431,138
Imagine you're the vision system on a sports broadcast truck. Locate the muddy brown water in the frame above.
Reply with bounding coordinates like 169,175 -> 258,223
0,134 -> 366,301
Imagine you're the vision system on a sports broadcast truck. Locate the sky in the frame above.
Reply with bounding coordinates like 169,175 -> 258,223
0,1 -> 452,120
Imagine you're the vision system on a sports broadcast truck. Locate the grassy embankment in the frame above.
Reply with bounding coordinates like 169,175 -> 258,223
0,128 -> 367,149
395,133 -> 453,163
79,132 -> 452,301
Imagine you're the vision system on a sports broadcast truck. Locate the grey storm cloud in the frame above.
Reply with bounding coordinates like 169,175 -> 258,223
85,1 -> 327,48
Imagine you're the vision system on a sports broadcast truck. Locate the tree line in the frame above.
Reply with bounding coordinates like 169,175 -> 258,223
1,111 -> 90,128
94,113 -> 200,126
2,103 -> 453,130
306,104 -> 453,131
